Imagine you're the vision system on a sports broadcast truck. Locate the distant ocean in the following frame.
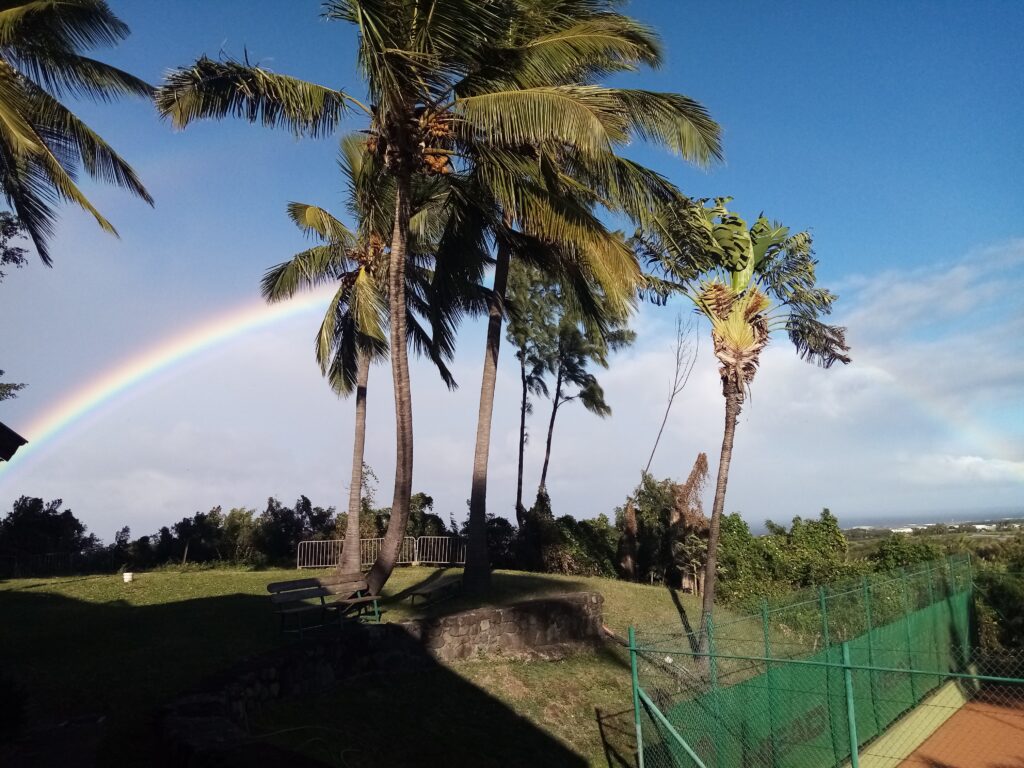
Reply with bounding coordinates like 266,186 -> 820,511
745,507 -> 1024,534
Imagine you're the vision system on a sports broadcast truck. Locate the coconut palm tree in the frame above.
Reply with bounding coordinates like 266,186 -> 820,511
457,0 -> 722,592
504,261 -> 555,525
261,134 -> 466,574
536,312 -> 635,495
156,0 -> 719,592
0,0 -> 153,264
638,197 -> 851,636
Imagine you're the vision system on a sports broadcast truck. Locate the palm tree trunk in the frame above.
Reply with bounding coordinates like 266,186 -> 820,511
699,391 -> 742,643
464,241 -> 512,593
339,349 -> 370,574
538,368 -> 563,492
619,499 -> 638,581
366,172 -> 413,595
515,354 -> 528,528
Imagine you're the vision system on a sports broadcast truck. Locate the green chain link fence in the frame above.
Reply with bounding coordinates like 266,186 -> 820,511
629,555 -> 1024,767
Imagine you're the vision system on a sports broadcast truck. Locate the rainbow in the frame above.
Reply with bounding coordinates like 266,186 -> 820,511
3,296 -> 1020,486
0,287 -> 335,471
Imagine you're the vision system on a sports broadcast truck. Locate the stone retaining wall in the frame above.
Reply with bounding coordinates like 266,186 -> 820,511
411,590 -> 603,661
159,591 -> 603,761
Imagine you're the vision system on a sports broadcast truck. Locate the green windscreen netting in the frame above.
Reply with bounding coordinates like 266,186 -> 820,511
632,556 -> 977,768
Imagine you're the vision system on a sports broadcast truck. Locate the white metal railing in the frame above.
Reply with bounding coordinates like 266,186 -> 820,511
296,536 -> 466,569
415,535 -> 467,565
293,539 -> 345,569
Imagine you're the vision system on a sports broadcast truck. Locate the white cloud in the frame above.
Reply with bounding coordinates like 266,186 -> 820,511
903,455 -> 1024,485
2,241 -> 1022,539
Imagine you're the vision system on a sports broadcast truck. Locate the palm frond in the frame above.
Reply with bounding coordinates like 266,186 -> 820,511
11,51 -> 152,101
407,313 -> 457,390
610,89 -> 723,166
577,377 -> 611,417
30,83 -> 152,203
286,202 -> 358,245
461,17 -> 661,92
0,138 -> 57,264
261,244 -> 349,302
156,56 -> 352,136
787,311 -> 851,369
348,265 -> 388,344
456,85 -> 626,155
0,1 -> 130,50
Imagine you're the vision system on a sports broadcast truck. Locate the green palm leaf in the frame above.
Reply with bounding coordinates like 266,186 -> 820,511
286,202 -> 358,245
29,83 -> 152,202
0,1 -> 151,264
0,1 -> 130,49
261,244 -> 349,302
610,89 -> 723,166
156,56 -> 354,136
457,85 -> 626,155
11,51 -> 152,101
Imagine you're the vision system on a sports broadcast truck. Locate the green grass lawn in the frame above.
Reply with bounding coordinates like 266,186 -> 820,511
257,646 -> 637,767
0,566 -> 705,765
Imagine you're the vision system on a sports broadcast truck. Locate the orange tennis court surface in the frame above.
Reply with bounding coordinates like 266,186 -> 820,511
898,696 -> 1024,767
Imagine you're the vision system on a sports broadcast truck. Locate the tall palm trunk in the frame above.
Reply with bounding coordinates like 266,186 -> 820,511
538,368 -> 563,492
366,172 -> 413,595
339,350 -> 370,574
464,241 -> 511,593
619,499 -> 638,581
699,390 -> 742,642
515,354 -> 528,528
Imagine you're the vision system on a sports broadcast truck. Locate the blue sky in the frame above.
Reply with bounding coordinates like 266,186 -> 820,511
0,1 -> 1021,540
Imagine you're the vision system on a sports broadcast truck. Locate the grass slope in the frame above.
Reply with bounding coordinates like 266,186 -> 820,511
0,567 -> 705,765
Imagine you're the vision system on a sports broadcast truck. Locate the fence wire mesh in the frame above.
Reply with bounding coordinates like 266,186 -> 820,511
630,556 -> 1024,768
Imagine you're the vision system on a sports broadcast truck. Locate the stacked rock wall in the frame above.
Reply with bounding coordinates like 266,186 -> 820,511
159,591 -> 604,759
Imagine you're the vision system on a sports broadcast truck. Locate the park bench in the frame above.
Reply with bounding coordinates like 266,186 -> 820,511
267,572 -> 380,636
408,574 -> 463,606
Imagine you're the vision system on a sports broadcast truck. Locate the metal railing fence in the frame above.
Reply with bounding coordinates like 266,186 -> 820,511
296,535 -> 465,569
415,535 -> 467,565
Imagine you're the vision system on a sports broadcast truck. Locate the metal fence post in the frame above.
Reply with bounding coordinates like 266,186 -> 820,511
924,562 -> 935,605
629,626 -> 645,768
862,576 -> 881,735
965,553 -> 974,668
820,586 -> 842,763
761,599 -> 779,768
899,568 -> 918,703
842,642 -> 860,768
707,615 -> 724,767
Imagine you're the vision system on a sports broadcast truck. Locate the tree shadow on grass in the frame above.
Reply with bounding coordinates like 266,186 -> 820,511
667,586 -> 701,654
595,706 -> 636,768
1,584 -> 592,767
386,565 -> 457,602
400,569 -> 592,623
255,647 -> 590,767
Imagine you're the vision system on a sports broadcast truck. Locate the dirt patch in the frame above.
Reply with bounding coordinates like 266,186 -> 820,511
899,694 -> 1024,767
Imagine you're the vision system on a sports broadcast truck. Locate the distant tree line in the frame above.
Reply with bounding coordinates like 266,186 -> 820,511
4,479 -> 1023,653
0,468 -> 453,572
